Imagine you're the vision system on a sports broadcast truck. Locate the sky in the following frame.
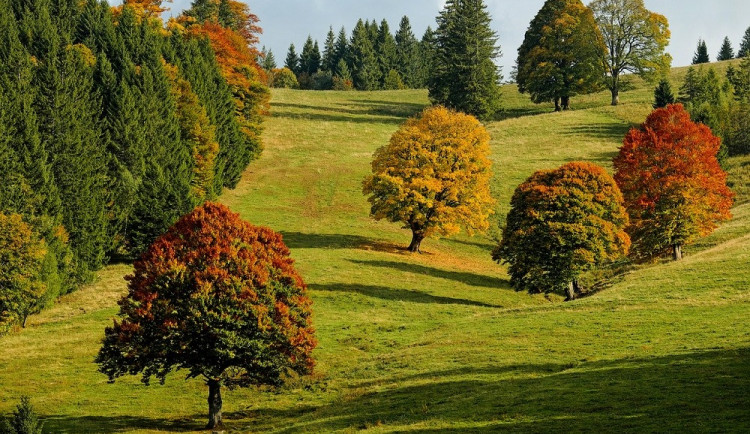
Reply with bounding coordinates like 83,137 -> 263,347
160,0 -> 750,76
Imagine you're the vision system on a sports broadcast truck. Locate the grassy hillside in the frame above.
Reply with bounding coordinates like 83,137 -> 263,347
1,62 -> 748,433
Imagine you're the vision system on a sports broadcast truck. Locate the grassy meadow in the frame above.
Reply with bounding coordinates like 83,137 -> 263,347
1,61 -> 749,432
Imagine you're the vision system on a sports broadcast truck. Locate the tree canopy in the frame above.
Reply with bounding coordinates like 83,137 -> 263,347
516,0 -> 606,111
363,106 -> 495,253
97,202 -> 317,429
590,0 -> 671,105
429,0 -> 502,119
493,162 -> 630,300
613,104 -> 734,260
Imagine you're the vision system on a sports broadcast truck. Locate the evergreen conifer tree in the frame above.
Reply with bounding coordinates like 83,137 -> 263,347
285,43 -> 299,75
693,39 -> 710,64
375,19 -> 397,89
653,79 -> 675,108
322,27 -> 336,72
395,16 -> 419,88
717,36 -> 735,61
429,0 -> 503,119
350,19 -> 379,90
334,26 -> 349,74
739,27 -> 750,58
416,26 -> 437,88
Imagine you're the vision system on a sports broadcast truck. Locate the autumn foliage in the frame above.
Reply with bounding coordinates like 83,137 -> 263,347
96,202 -> 316,428
493,162 -> 630,299
363,106 -> 495,252
0,213 -> 47,333
613,104 -> 734,260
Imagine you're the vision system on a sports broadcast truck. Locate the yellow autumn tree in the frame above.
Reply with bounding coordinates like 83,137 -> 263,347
363,106 -> 495,252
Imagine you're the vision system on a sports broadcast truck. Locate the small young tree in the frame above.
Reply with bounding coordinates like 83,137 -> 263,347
613,104 -> 734,260
284,43 -> 300,75
653,79 -> 675,108
1,396 -> 43,434
0,213 -> 47,333
693,39 -> 710,64
717,36 -> 735,61
363,106 -> 495,252
493,162 -> 630,300
96,203 -> 317,429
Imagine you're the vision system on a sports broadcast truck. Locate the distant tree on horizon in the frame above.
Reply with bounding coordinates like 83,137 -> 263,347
693,39 -> 710,64
717,36 -> 735,61
284,43 -> 300,75
739,27 -> 750,58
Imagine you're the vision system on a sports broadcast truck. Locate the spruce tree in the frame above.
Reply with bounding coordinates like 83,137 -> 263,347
299,36 -> 317,75
653,79 -> 675,108
322,27 -> 336,72
739,27 -> 750,58
429,0 -> 503,119
350,19 -> 379,90
416,26 -> 437,88
395,16 -> 419,88
717,36 -> 735,61
334,26 -> 349,75
285,43 -> 299,75
693,39 -> 710,64
260,46 -> 277,70
375,19 -> 397,89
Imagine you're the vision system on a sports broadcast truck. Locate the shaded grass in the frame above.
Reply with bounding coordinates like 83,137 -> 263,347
1,63 -> 749,433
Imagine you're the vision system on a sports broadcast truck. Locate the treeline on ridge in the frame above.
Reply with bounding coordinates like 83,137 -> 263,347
265,16 -> 436,91
0,0 -> 268,332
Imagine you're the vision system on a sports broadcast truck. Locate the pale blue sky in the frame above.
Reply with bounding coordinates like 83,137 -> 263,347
157,0 -> 750,75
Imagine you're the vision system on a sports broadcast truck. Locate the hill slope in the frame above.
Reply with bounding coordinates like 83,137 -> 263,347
1,63 -> 748,433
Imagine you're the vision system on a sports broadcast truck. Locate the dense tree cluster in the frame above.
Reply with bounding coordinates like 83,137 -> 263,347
274,16 -> 435,90
0,0 -> 269,329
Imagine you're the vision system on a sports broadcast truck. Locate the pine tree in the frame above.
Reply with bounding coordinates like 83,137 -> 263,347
739,27 -> 750,58
415,26 -> 436,88
653,79 -> 675,108
260,46 -> 276,70
350,19 -> 379,91
693,39 -> 710,64
375,19 -> 397,89
717,36 -> 734,61
429,0 -> 503,119
284,43 -> 299,75
395,16 -> 419,88
322,27 -> 336,72
334,26 -> 349,75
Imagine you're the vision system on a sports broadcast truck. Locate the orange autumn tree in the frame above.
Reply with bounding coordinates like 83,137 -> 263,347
96,203 -> 317,429
613,104 -> 734,260
493,162 -> 630,300
363,106 -> 495,252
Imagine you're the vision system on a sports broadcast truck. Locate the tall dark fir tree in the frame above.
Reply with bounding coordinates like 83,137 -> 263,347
429,0 -> 502,119
717,36 -> 734,61
285,43 -> 300,75
693,39 -> 710,64
350,19 -> 379,90
395,16 -> 419,88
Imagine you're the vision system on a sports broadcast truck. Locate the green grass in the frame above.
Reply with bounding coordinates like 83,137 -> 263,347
1,62 -> 749,433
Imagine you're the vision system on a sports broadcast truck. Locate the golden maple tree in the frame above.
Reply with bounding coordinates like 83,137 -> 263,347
363,106 -> 495,252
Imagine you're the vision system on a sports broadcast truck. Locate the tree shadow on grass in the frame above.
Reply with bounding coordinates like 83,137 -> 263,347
563,123 -> 632,141
267,348 -> 750,433
350,259 -> 510,290
41,415 -> 201,433
280,231 -> 374,250
308,283 -> 499,308
272,109 -> 405,125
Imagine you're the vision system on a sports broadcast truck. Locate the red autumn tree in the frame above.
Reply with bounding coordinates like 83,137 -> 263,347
96,203 -> 316,429
613,104 -> 734,260
493,162 -> 630,300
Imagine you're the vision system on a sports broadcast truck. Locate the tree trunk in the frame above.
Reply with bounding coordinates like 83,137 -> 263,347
565,281 -> 576,301
673,244 -> 683,261
206,379 -> 223,430
572,279 -> 582,295
561,96 -> 570,110
554,97 -> 561,112
610,88 -> 619,106
408,231 -> 424,253
22,314 -> 28,328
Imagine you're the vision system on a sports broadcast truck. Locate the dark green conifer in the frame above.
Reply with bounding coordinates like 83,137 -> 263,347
717,36 -> 735,61
692,39 -> 710,64
395,16 -> 418,88
375,19 -> 397,89
653,79 -> 675,108
429,0 -> 503,119
322,27 -> 336,72
739,27 -> 750,58
350,19 -> 379,90
285,43 -> 300,75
